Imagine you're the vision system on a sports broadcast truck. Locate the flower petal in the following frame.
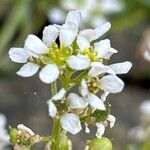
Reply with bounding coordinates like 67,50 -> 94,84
95,22 -> 111,38
51,88 -> 66,101
96,123 -> 105,139
42,25 -> 59,47
107,114 -> 116,128
17,62 -> 39,77
100,75 -> 124,93
0,114 -> 7,127
78,29 -> 95,42
59,23 -> 78,46
143,50 -> 150,61
66,55 -> 90,70
77,36 -> 90,51
109,61 -> 132,74
65,10 -> 81,27
94,39 -> 110,58
9,48 -> 30,63
47,100 -> 57,117
80,79 -> 88,97
88,62 -> 114,77
60,113 -> 82,134
68,93 -> 88,109
39,64 -> 59,84
24,34 -> 47,54
17,124 -> 35,136
87,93 -> 106,110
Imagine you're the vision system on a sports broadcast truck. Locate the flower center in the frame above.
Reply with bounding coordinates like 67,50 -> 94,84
48,43 -> 72,65
83,48 -> 97,61
87,77 -> 100,94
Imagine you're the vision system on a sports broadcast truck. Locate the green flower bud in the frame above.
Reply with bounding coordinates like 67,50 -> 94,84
9,128 -> 18,144
86,137 -> 112,150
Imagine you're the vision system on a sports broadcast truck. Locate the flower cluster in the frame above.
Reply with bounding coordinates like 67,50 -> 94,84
48,0 -> 124,28
9,10 -> 132,147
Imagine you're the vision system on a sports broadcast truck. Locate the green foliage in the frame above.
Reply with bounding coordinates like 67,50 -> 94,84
141,136 -> 150,150
87,137 -> 112,150
91,105 -> 111,122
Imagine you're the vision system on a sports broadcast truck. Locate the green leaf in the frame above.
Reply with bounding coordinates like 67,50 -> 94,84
91,105 -> 111,122
87,137 -> 112,150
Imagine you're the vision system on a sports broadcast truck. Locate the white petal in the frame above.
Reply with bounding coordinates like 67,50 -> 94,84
9,48 -> 30,63
106,47 -> 118,58
42,25 -> 59,47
17,62 -> 39,77
109,61 -> 132,74
107,114 -> 116,128
0,114 -> 7,127
78,29 -> 95,42
59,23 -> 78,46
24,34 -> 47,54
143,50 -> 150,61
96,123 -> 105,139
80,79 -> 88,97
65,10 -> 81,27
87,93 -> 106,110
66,55 -> 90,70
47,100 -> 57,117
88,62 -> 114,77
39,64 -> 59,84
101,91 -> 109,102
95,22 -> 111,38
94,39 -> 111,58
68,93 -> 88,109
51,88 -> 66,101
60,113 -> 82,134
77,36 -> 90,51
100,75 -> 124,93
17,124 -> 35,136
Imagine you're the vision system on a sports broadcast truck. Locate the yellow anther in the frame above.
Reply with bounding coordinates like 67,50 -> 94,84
83,49 -> 97,61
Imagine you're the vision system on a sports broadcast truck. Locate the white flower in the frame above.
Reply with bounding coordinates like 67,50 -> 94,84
0,114 -> 9,149
95,123 -> 105,139
48,0 -> 124,28
68,79 -> 106,111
66,22 -> 112,70
60,113 -> 82,134
9,11 -> 81,84
88,61 -> 132,93
47,88 -> 66,117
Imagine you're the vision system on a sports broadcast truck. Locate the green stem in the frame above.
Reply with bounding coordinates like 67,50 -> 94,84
50,81 -> 62,150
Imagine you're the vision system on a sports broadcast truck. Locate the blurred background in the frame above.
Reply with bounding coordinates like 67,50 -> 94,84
0,0 -> 150,149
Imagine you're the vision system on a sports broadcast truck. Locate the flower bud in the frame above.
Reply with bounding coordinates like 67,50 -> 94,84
85,137 -> 112,150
